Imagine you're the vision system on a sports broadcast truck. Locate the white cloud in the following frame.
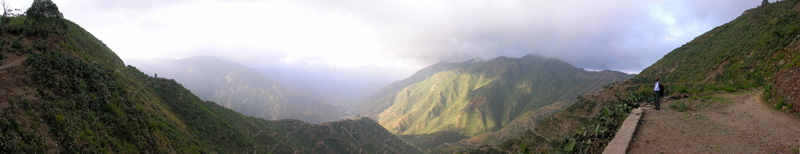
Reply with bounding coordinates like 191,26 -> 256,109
36,0 -> 763,75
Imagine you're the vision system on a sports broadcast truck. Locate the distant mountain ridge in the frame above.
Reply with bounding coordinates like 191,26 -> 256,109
359,55 -> 633,150
0,1 -> 419,153
481,1 -> 800,153
127,56 -> 343,123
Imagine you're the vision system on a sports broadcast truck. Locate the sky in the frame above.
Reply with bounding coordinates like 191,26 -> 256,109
9,0 -> 765,76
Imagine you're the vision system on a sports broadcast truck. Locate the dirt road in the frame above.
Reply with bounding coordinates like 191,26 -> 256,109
629,90 -> 800,153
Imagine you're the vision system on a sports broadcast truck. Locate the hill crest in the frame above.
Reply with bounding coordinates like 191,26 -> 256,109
0,1 -> 419,153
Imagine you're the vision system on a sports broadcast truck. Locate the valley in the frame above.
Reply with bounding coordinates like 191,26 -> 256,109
126,57 -> 346,123
1,0 -> 799,153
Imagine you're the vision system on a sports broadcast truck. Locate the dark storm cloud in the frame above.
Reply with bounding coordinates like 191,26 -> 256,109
293,0 -> 763,73
53,0 -> 764,74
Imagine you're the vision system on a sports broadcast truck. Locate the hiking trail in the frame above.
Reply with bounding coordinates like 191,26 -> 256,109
629,90 -> 800,153
0,56 -> 26,70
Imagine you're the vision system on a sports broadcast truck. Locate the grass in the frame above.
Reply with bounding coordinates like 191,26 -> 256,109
0,2 -> 422,153
633,0 -> 800,93
670,101 -> 693,112
372,55 -> 632,150
687,113 -> 707,120
706,96 -> 728,103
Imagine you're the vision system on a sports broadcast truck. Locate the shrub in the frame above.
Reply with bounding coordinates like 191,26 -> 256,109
547,91 -> 647,153
775,99 -> 787,110
2,16 -> 31,34
721,85 -> 736,93
11,38 -> 22,49
34,39 -> 48,51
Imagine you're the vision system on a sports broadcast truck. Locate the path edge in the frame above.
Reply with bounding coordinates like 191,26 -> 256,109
602,107 -> 644,154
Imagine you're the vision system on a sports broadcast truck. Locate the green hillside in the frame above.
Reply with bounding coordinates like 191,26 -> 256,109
359,61 -> 463,117
634,0 -> 800,92
0,0 -> 419,153
360,55 -> 633,151
474,1 -> 800,153
127,57 -> 343,123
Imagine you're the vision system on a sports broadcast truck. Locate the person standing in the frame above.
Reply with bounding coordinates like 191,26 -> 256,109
654,78 -> 663,110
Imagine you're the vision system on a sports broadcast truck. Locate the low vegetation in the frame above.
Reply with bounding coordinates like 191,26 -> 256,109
0,0 -> 421,153
484,90 -> 647,154
468,1 -> 800,153
669,101 -> 691,112
127,57 -> 343,123
362,55 -> 633,151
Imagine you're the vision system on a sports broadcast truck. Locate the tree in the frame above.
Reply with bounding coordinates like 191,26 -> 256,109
25,0 -> 63,20
762,0 -> 769,6
0,0 -> 8,26
22,0 -> 65,36
1,0 -> 9,17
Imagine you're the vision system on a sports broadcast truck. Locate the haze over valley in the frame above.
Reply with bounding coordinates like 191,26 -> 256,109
2,0 -> 799,153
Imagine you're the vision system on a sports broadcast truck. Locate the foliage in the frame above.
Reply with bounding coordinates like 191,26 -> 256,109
33,39 -> 48,51
0,1 -> 422,152
128,57 -> 342,123
545,91 -> 647,154
0,0 -> 67,37
400,131 -> 469,150
634,0 -> 800,92
10,37 -> 21,49
60,20 -> 123,67
1,15 -> 30,34
364,55 -> 632,150
25,0 -> 63,20
774,99 -> 789,110
485,1 -> 800,153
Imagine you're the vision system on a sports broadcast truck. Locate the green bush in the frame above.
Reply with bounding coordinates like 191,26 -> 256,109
34,39 -> 48,51
0,0 -> 67,36
2,16 -> 32,34
763,84 -> 772,101
547,91 -> 647,153
722,85 -> 736,93
11,38 -> 22,49
775,99 -> 787,110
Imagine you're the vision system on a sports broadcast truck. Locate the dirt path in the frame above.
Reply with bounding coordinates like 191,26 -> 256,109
0,56 -> 26,70
629,90 -> 800,153
0,55 -> 32,109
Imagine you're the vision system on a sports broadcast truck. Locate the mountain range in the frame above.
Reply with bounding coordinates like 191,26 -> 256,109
476,1 -> 800,153
126,57 -> 344,123
0,1 -> 419,153
3,0 -> 797,153
358,55 -> 633,150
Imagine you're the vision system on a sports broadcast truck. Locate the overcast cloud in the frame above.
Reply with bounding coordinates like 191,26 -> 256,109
10,0 -> 764,75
